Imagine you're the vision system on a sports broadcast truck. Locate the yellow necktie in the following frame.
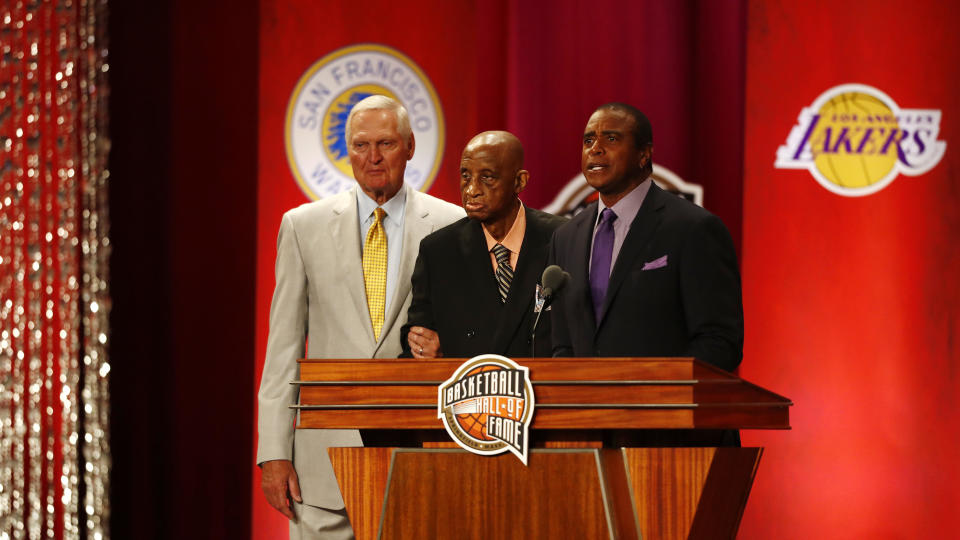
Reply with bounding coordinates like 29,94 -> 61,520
363,207 -> 388,340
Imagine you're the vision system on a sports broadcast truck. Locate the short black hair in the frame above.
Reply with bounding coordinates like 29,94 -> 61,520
596,102 -> 653,149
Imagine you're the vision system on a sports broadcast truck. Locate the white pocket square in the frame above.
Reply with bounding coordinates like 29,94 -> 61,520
642,255 -> 668,270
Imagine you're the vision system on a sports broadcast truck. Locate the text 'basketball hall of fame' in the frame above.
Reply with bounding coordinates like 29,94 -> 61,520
438,355 -> 535,465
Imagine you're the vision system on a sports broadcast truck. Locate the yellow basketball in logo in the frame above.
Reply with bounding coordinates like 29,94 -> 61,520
775,84 -> 946,197
810,91 -> 899,189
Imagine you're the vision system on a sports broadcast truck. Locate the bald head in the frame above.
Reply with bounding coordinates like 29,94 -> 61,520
463,131 -> 524,171
459,131 -> 529,239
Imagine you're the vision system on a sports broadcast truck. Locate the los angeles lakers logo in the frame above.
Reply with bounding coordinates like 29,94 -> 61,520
285,44 -> 444,200
439,355 -> 535,464
775,84 -> 945,197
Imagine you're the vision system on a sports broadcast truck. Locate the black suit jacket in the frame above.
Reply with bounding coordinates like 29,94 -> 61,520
549,183 -> 744,447
549,183 -> 744,372
402,206 -> 568,358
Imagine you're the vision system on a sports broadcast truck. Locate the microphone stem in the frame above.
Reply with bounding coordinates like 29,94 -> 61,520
530,296 -> 550,358
530,310 -> 543,358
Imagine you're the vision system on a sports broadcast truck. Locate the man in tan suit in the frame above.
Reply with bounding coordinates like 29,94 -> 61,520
257,95 -> 464,539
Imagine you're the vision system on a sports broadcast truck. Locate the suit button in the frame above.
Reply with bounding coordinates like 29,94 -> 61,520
466,330 -> 476,338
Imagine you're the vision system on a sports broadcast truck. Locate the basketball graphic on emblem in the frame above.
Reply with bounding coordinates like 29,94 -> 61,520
454,365 -> 499,441
438,355 -> 535,464
810,91 -> 899,189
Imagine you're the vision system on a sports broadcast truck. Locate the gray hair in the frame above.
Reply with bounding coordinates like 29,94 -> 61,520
345,95 -> 412,147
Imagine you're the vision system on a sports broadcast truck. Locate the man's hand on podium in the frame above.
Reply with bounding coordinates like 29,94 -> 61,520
408,326 -> 442,358
261,459 -> 302,521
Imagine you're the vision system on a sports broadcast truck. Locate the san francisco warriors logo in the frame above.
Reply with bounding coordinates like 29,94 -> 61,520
775,84 -> 945,197
285,44 -> 444,199
438,355 -> 535,464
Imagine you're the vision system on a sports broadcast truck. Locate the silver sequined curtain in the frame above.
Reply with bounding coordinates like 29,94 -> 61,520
0,0 -> 111,538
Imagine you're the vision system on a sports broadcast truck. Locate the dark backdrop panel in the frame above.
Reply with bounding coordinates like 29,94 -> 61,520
109,2 -> 174,537
109,2 -> 258,539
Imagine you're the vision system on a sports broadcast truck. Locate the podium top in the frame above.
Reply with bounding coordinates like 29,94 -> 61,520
293,357 -> 791,431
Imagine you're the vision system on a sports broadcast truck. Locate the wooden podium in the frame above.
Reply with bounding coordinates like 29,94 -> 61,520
295,357 -> 791,539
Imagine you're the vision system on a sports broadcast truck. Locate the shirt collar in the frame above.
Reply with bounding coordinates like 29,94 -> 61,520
596,178 -> 651,228
482,202 -> 525,254
357,184 -> 407,224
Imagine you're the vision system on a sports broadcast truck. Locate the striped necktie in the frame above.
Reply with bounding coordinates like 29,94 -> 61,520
363,207 -> 387,340
492,243 -> 513,303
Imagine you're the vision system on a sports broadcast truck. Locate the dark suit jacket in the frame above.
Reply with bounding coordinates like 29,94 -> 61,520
402,206 -> 568,358
549,183 -> 744,446
549,183 -> 743,370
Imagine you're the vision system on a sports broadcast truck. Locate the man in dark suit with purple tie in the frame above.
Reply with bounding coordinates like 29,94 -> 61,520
548,103 -> 744,446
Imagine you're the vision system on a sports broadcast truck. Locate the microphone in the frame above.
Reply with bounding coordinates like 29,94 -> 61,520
530,265 -> 570,358
540,264 -> 570,301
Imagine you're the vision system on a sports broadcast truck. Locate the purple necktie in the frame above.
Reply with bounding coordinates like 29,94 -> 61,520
590,208 -> 617,323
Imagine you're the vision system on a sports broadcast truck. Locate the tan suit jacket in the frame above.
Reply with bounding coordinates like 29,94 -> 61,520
257,184 -> 464,509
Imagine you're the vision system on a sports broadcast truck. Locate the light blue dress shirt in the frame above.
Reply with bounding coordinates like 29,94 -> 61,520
357,186 -> 407,319
590,178 -> 652,275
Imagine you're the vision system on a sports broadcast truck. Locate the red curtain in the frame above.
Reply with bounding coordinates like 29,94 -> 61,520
254,1 -> 745,537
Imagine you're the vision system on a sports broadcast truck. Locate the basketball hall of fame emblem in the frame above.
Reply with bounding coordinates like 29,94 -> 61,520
543,163 -> 704,218
284,43 -> 445,200
775,83 -> 945,197
438,355 -> 535,465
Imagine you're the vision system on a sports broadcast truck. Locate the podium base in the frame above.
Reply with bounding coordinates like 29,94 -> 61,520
329,446 -> 761,540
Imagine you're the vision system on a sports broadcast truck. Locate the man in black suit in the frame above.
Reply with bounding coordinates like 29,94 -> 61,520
549,104 -> 743,445
402,131 -> 567,358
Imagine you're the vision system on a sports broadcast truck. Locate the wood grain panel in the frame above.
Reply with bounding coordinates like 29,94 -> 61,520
379,450 -> 610,539
688,448 -> 762,540
300,385 -> 438,404
296,357 -> 792,431
534,384 -> 693,403
301,407 -> 789,430
299,357 -> 700,381
536,430 -> 603,448
598,449 -> 640,538
298,409 -> 440,429
692,406 -> 791,429
622,447 -> 715,540
524,358 -> 695,380
692,381 -> 788,403
300,384 -> 694,405
328,447 -> 392,540
299,361 -> 456,381
298,408 -> 695,429
532,408 -> 694,428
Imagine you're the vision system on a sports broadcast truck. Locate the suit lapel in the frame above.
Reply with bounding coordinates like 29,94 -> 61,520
331,189 -> 375,344
380,186 -> 424,347
491,207 -> 541,353
574,204 -> 599,329
460,219 -> 502,309
596,184 -> 665,328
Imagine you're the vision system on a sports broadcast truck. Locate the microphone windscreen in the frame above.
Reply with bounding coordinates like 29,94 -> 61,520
541,265 -> 569,298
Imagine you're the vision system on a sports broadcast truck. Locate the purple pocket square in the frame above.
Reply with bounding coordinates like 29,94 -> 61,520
642,255 -> 668,270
